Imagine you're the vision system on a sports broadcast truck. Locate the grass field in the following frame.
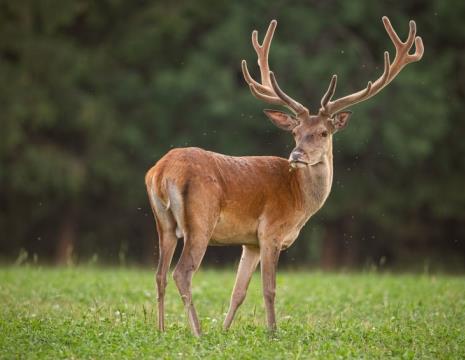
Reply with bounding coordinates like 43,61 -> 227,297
0,266 -> 464,359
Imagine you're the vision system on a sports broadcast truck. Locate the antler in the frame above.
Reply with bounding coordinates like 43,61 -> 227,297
242,20 -> 309,116
320,16 -> 424,116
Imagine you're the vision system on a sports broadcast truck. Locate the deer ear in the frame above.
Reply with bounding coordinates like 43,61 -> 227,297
263,110 -> 299,131
330,110 -> 352,133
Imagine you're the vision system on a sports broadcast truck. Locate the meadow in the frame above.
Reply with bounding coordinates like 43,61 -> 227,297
0,266 -> 463,359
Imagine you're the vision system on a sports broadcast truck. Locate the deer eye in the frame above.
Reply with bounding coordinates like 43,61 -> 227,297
321,131 -> 328,137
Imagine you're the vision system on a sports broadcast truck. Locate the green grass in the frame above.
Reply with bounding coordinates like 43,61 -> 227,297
0,267 -> 464,359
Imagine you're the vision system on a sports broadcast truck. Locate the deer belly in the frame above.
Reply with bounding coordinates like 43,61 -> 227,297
210,211 -> 259,246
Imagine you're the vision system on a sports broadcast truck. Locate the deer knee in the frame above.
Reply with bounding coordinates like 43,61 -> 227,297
263,288 -> 276,302
172,267 -> 190,289
233,290 -> 247,306
156,273 -> 167,291
172,268 -> 182,284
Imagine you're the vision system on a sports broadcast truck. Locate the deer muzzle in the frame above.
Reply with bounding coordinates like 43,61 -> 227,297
289,150 -> 308,168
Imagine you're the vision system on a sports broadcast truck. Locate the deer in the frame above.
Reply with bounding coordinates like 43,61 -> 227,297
145,17 -> 423,336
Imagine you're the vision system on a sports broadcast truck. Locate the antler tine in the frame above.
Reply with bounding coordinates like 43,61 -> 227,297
249,84 -> 285,105
320,75 -> 338,113
408,36 -> 424,61
322,16 -> 424,115
405,20 -> 417,50
262,20 -> 277,54
270,72 -> 309,115
242,20 -> 309,116
251,20 -> 277,87
241,60 -> 275,96
382,16 -> 403,49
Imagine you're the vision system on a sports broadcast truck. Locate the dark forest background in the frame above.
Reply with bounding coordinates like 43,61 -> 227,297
1,0 -> 464,270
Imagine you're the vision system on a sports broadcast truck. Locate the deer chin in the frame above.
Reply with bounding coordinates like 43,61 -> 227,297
289,160 -> 308,169
309,160 -> 324,167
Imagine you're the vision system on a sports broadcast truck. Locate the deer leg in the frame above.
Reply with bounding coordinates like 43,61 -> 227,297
172,231 -> 209,337
223,245 -> 260,330
155,227 -> 177,332
260,243 -> 281,331
148,189 -> 179,332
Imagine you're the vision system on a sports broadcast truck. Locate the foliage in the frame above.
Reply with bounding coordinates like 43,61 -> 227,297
0,266 -> 464,358
0,0 -> 464,266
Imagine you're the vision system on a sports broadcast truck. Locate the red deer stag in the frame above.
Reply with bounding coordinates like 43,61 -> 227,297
146,17 -> 423,336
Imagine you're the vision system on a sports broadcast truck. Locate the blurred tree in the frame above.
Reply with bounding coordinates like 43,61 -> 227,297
0,0 -> 464,269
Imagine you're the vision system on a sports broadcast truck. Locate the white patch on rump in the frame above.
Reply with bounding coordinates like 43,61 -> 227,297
166,181 -> 185,238
149,176 -> 185,239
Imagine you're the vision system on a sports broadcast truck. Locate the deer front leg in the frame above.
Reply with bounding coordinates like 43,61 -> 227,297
260,242 -> 281,331
223,245 -> 260,330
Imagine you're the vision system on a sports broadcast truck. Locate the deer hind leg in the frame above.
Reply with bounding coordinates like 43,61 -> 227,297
149,191 -> 178,332
171,182 -> 219,337
172,233 -> 209,337
223,245 -> 260,330
155,223 -> 177,332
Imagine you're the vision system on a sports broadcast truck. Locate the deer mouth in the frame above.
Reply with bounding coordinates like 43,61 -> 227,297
289,160 -> 309,169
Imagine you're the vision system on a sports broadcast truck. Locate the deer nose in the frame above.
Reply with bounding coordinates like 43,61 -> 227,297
289,149 -> 304,162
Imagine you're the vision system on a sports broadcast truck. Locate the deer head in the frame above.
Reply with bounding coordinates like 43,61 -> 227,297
242,18 -> 424,168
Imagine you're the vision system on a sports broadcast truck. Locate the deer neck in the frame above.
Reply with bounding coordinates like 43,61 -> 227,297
294,141 -> 334,214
